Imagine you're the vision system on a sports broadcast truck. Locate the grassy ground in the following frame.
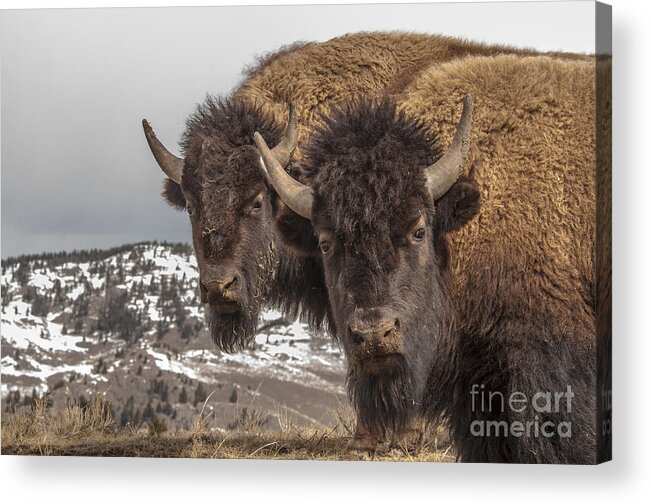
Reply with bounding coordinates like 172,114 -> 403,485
1,397 -> 455,462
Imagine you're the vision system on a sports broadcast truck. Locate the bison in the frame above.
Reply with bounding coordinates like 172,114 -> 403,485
255,54 -> 604,463
141,33 -> 585,354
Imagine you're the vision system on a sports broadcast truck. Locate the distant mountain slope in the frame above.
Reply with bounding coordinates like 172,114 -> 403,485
1,242 -> 346,431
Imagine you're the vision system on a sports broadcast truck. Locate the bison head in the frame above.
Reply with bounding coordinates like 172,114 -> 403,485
142,98 -> 297,352
255,96 -> 479,438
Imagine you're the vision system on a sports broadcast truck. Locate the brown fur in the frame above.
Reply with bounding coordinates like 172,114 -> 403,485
237,34 -> 590,460
595,56 -> 612,462
159,32 -> 586,351
234,31 -> 590,159
269,55 -> 601,463
395,55 -> 598,463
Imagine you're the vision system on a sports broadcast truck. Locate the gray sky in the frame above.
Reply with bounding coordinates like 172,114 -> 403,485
0,2 -> 595,258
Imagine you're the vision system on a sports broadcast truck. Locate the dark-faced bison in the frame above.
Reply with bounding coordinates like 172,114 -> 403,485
256,55 -> 602,463
142,33 -> 584,353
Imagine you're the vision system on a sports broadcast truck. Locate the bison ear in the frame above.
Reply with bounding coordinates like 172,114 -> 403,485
271,192 -> 320,256
162,179 -> 186,210
434,175 -> 480,233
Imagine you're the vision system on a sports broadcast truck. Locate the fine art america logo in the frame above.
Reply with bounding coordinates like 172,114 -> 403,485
469,384 -> 573,438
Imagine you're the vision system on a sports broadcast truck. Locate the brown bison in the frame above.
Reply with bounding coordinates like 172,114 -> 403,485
141,33 -> 584,354
256,54 -> 604,463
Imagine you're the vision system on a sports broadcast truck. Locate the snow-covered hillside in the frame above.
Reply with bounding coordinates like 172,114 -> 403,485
1,242 -> 346,430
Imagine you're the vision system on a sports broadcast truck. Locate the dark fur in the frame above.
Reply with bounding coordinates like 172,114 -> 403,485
348,358 -> 416,437
164,97 -> 330,351
273,100 -> 479,438
272,92 -> 597,463
426,299 -> 596,463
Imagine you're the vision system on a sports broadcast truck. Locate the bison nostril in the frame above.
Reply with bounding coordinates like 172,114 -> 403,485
349,327 -> 365,345
383,328 -> 393,339
394,318 -> 400,331
222,275 -> 238,291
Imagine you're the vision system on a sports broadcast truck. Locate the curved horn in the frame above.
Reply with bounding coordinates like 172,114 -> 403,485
254,131 -> 313,220
142,119 -> 184,184
270,102 -> 298,167
425,95 -> 473,200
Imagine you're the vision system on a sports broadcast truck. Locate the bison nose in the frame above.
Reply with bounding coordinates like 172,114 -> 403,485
200,270 -> 240,301
348,317 -> 401,346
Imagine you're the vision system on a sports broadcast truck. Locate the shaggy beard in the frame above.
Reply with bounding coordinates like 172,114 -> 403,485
205,303 -> 261,353
347,359 -> 418,439
205,253 -> 275,353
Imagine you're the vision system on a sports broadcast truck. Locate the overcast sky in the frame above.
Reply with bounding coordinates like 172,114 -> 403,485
0,2 -> 595,258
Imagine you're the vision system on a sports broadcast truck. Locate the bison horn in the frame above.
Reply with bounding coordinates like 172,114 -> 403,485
142,119 -> 184,185
271,102 -> 298,167
425,95 -> 473,200
254,130 -> 314,220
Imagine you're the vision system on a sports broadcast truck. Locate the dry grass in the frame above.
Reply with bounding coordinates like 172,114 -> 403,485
1,397 -> 455,462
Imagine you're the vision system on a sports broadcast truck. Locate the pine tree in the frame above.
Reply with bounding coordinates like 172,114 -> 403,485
194,383 -> 207,407
143,400 -> 155,423
179,387 -> 188,404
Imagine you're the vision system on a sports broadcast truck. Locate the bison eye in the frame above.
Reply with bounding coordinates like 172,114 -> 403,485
186,206 -> 195,217
413,226 -> 426,242
251,199 -> 264,214
319,240 -> 332,255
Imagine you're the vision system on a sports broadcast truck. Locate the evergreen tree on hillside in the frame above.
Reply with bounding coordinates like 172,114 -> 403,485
194,383 -> 207,407
1,285 -> 12,309
14,262 -> 30,286
96,290 -> 140,344
30,290 -> 51,317
180,322 -> 193,341
179,387 -> 188,404
142,400 -> 155,424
